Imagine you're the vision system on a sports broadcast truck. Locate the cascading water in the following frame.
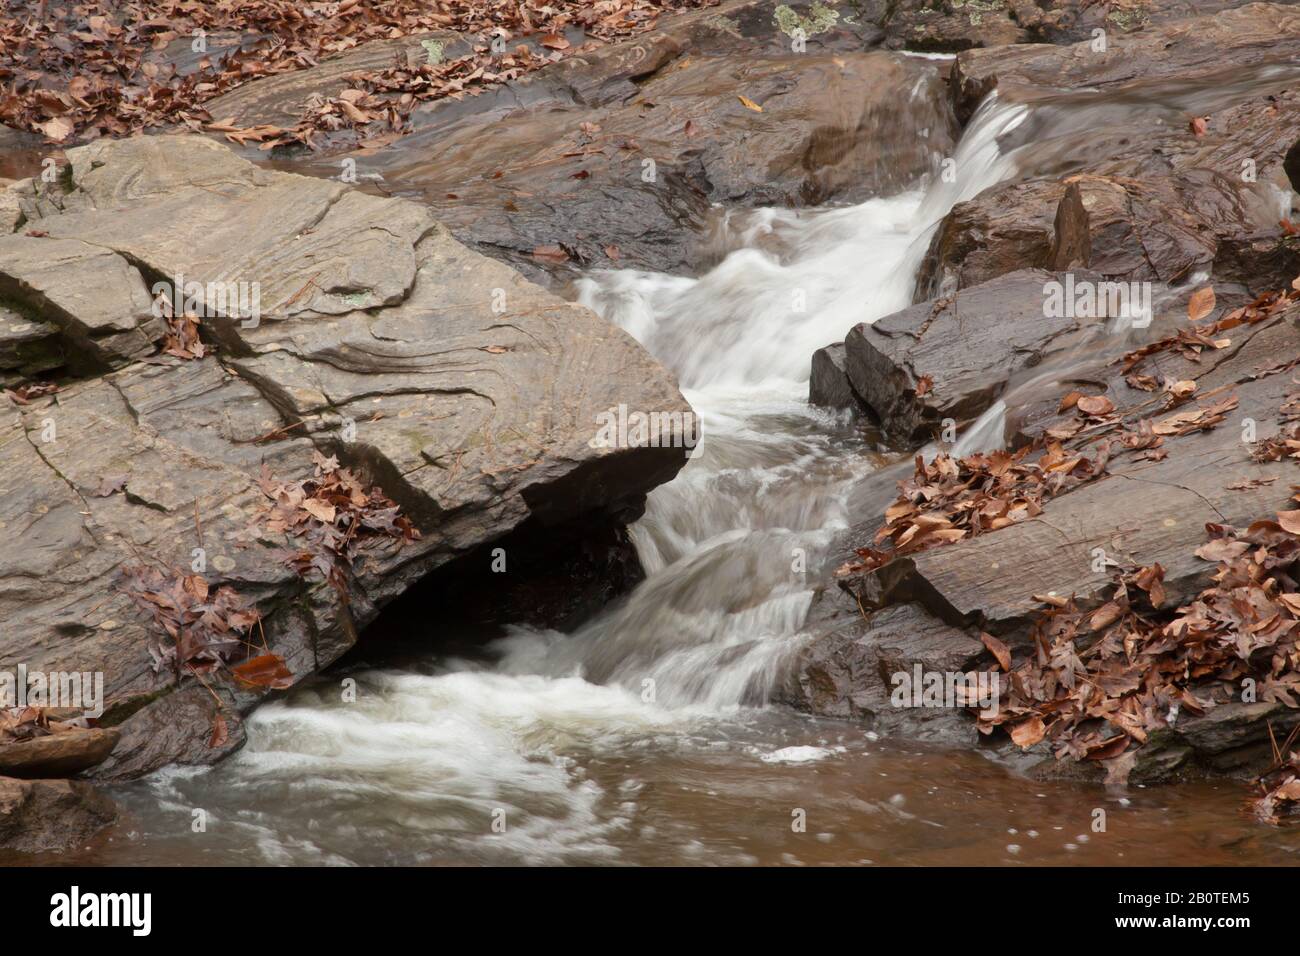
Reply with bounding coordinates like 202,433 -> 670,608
87,97 -> 1030,865
79,87 -> 1297,867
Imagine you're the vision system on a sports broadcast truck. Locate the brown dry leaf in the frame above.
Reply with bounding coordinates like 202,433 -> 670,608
1189,115 -> 1209,137
37,116 -> 74,141
737,95 -> 764,113
1076,394 -> 1114,417
1228,476 -> 1279,491
302,498 -> 337,524
1187,286 -> 1216,323
980,632 -> 1012,671
1010,717 -> 1047,749
915,374 -> 933,397
208,712 -> 229,749
1278,510 -> 1300,535
230,653 -> 294,690
532,245 -> 571,263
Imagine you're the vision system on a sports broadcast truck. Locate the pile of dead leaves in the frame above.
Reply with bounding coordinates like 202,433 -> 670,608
1120,286 -> 1298,391
3,381 -> 59,404
1,0 -> 719,150
118,565 -> 272,682
1250,725 -> 1300,824
258,449 -> 419,597
836,440 -> 1113,576
151,289 -> 206,360
1252,379 -> 1300,464
977,500 -> 1300,788
0,705 -> 92,745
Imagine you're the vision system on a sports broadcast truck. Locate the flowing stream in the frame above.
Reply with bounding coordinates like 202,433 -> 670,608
38,76 -> 1300,866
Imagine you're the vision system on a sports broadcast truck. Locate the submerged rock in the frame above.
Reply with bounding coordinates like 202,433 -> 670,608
0,777 -> 117,854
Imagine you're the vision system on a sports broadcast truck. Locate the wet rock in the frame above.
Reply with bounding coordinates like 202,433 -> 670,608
203,3 -> 954,281
809,341 -> 864,410
2,134 -> 692,779
951,2 -> 1300,122
845,269 -> 1097,440
852,305 -> 1298,637
915,180 -> 1066,301
383,49 -> 957,279
1212,232 -> 1300,295
917,171 -> 1263,302
0,729 -> 119,779
880,0 -> 1038,52
813,292 -> 1299,782
780,598 -> 986,746
0,776 -> 117,854
204,31 -> 474,130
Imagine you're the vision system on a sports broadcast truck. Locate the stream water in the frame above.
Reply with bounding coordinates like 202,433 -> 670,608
26,69 -> 1300,866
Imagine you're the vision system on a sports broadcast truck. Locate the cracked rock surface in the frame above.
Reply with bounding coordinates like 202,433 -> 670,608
0,134 -> 692,779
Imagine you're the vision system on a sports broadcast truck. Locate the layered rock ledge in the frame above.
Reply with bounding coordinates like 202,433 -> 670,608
0,135 -> 693,789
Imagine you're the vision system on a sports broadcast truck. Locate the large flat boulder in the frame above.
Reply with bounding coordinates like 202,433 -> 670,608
868,312 -> 1298,635
2,134 -> 693,780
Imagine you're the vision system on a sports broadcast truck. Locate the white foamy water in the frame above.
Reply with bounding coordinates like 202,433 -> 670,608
119,97 -> 1029,865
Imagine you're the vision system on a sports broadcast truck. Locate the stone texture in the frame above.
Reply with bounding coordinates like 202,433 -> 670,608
951,2 -> 1300,122
0,729 -> 119,778
780,599 -> 986,746
845,269 -> 1098,440
0,776 -> 117,854
202,3 -> 954,281
0,234 -> 163,369
2,134 -> 693,780
808,341 -> 862,410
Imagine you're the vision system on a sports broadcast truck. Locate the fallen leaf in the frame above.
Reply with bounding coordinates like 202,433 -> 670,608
1187,286 -> 1216,323
1010,717 -> 1046,749
302,499 -> 337,524
37,116 -> 74,142
980,632 -> 1012,671
230,653 -> 294,690
1076,395 -> 1114,417
208,712 -> 229,749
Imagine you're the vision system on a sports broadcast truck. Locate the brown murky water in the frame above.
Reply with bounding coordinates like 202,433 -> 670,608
8,704 -> 1298,866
